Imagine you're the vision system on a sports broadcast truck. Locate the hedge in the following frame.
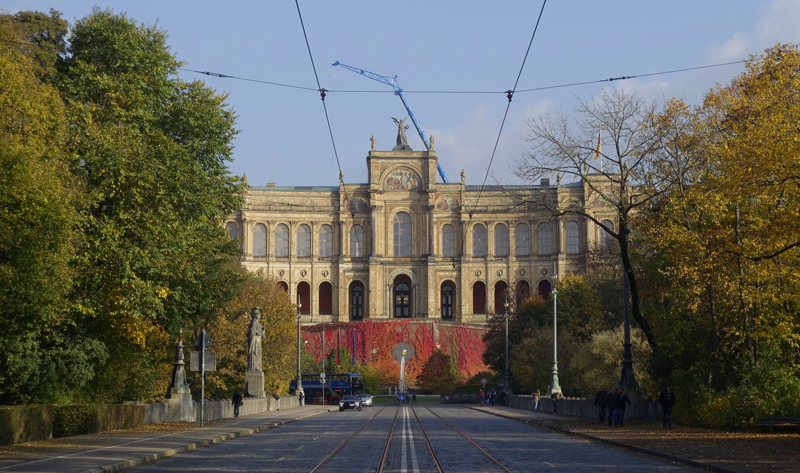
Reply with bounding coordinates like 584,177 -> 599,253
53,404 -> 145,438
0,405 -> 54,445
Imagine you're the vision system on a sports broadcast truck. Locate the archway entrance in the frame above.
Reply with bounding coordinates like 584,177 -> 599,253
297,281 -> 310,315
393,275 -> 412,318
538,279 -> 552,298
319,282 -> 332,315
441,281 -> 455,320
472,281 -> 486,314
350,281 -> 365,321
494,281 -> 508,314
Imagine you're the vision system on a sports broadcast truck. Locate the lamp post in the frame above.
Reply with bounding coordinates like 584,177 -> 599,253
503,295 -> 512,394
296,300 -> 304,402
547,275 -> 561,396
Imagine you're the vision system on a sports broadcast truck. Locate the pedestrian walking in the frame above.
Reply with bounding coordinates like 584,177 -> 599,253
594,386 -> 608,424
479,388 -> 484,405
659,385 -> 676,429
533,390 -> 540,413
605,389 -> 619,427
551,392 -> 559,414
490,389 -> 497,406
412,388 -> 417,405
298,391 -> 304,406
614,388 -> 631,427
232,392 -> 243,418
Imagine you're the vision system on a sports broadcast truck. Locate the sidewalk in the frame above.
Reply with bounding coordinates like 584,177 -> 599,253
0,405 -> 336,473
467,405 -> 800,473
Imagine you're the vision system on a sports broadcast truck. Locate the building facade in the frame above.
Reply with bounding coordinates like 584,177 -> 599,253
226,143 -> 616,325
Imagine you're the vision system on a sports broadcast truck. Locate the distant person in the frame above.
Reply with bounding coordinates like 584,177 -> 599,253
614,388 -> 631,427
490,389 -> 497,406
594,387 -> 608,425
605,389 -> 619,427
298,391 -> 304,406
551,392 -> 559,414
533,390 -> 540,413
659,385 -> 676,429
232,392 -> 243,418
412,389 -> 417,405
479,388 -> 484,405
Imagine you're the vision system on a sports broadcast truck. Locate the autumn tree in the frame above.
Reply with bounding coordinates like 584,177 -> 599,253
203,274 -> 296,399
514,90 -> 703,352
416,350 -> 458,394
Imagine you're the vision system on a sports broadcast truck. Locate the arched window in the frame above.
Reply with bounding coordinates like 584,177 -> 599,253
442,224 -> 455,257
472,281 -> 486,314
275,224 -> 289,256
516,280 -> 530,306
393,212 -> 412,257
516,223 -> 530,256
253,223 -> 267,256
494,281 -> 508,314
538,279 -> 552,298
494,223 -> 509,256
225,222 -> 238,239
441,282 -> 455,320
297,224 -> 311,256
350,225 -> 365,257
297,281 -> 310,315
278,281 -> 288,292
567,221 -> 580,254
600,219 -> 614,248
473,224 -> 487,257
319,224 -> 333,257
537,222 -> 551,255
319,281 -> 332,315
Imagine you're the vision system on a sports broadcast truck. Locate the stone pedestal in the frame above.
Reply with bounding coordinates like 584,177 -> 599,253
245,371 -> 265,398
166,388 -> 193,422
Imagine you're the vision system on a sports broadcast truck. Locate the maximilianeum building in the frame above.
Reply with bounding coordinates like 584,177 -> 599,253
225,139 -> 617,326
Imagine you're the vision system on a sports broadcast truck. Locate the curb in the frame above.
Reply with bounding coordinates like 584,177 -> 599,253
78,408 -> 337,473
464,406 -> 737,473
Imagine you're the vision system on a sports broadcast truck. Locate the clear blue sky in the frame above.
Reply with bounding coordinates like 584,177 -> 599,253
6,1 -> 800,186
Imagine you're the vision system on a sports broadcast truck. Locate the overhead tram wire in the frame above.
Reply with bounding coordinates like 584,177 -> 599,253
464,0 -> 547,259
178,60 -> 744,95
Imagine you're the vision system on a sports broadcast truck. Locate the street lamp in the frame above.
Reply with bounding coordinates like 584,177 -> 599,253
547,275 -> 561,396
296,300 -> 304,402
503,294 -> 512,394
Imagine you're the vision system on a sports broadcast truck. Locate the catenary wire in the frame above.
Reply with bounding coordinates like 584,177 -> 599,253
178,60 -> 743,95
466,0 -> 547,259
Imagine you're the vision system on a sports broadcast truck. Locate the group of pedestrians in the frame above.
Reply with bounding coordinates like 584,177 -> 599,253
594,387 -> 631,427
477,388 -> 508,406
593,385 -> 676,429
395,388 -> 417,404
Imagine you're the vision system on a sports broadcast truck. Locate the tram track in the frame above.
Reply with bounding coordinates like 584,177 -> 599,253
310,404 -> 511,473
309,405 -> 395,473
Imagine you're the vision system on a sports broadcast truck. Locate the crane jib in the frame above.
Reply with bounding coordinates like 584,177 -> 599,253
333,61 -> 450,183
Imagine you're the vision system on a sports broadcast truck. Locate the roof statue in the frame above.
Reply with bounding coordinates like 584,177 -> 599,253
429,135 -> 435,151
461,169 -> 466,184
370,135 -> 376,151
392,115 -> 411,150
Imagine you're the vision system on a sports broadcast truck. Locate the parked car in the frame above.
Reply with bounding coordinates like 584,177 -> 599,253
357,393 -> 373,407
339,395 -> 362,411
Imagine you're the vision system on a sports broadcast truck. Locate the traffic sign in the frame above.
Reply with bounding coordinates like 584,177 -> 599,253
190,351 -> 216,371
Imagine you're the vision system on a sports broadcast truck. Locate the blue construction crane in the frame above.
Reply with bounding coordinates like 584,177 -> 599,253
332,61 -> 450,183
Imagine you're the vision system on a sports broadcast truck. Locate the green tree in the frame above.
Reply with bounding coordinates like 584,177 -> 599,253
0,22 -> 106,404
49,8 -> 245,401
416,350 -> 458,394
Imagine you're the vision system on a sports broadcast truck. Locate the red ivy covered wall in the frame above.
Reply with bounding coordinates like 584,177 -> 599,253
301,320 -> 488,385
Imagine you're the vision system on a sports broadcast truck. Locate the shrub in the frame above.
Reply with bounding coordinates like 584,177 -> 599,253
99,404 -> 145,431
53,404 -> 99,438
0,405 -> 54,445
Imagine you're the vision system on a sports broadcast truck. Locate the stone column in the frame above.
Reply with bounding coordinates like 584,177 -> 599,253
370,205 -> 378,257
428,205 -> 435,256
241,216 -> 249,261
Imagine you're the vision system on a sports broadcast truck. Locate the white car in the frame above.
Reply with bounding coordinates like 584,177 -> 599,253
357,394 -> 373,407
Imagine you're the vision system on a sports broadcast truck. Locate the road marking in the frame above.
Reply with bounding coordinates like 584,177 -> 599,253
406,407 -> 419,473
401,406 -> 408,473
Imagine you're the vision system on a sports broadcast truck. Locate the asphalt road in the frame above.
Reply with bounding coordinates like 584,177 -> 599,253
128,404 -> 691,472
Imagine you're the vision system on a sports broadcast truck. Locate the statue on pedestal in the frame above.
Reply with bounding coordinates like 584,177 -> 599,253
247,307 -> 263,372
245,307 -> 266,398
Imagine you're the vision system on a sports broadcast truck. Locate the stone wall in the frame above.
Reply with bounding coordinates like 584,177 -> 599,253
141,396 -> 300,425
